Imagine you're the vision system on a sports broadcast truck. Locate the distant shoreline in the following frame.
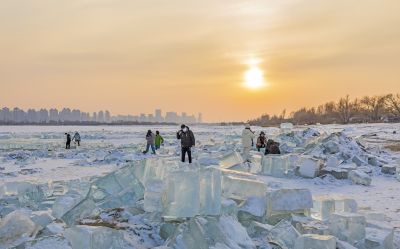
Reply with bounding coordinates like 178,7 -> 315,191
1,121 -> 399,127
0,121 -> 181,126
0,122 -> 245,126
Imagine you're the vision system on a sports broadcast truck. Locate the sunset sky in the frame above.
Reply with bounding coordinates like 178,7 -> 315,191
1,0 -> 400,122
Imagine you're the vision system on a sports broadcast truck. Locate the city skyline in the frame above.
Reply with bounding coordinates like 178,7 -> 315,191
0,107 -> 201,124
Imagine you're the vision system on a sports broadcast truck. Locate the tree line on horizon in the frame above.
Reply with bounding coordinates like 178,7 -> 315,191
248,93 -> 400,126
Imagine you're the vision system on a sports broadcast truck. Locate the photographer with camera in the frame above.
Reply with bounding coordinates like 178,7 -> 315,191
177,124 -> 195,163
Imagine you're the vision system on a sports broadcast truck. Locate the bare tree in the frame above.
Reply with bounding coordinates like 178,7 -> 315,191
360,95 -> 387,121
280,109 -> 286,120
386,94 -> 400,117
324,101 -> 337,116
337,95 -> 358,124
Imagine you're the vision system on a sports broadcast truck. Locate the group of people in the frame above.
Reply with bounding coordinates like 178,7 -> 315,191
65,132 -> 81,149
142,130 -> 165,154
64,124 -> 279,164
143,124 -> 196,163
242,124 -> 280,162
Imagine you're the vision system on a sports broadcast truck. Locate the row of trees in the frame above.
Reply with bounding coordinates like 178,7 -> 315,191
249,93 -> 400,126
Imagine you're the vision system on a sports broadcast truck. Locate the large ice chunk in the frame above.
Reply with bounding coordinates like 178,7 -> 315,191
237,196 -> 267,226
294,234 -> 336,249
166,216 -> 255,249
199,167 -> 221,215
266,189 -> 312,223
0,182 -> 45,210
52,189 -> 89,220
321,167 -> 349,179
335,198 -> 358,213
90,165 -> 144,209
381,165 -> 396,175
64,225 -> 124,249
329,212 -> 366,244
323,141 -> 340,154
246,221 -> 273,238
221,198 -> 238,216
219,152 -> 244,169
143,158 -> 168,185
0,210 -> 38,248
131,160 -> 146,184
162,167 -> 200,218
268,220 -> 300,249
310,197 -> 357,221
61,198 -> 97,226
261,155 -> 288,178
297,157 -> 321,178
326,156 -> 341,168
222,175 -> 267,200
144,179 -> 164,212
311,197 -> 335,221
30,210 -> 54,228
291,214 -> 330,235
352,155 -> 367,166
339,163 -> 358,172
364,227 -> 394,249
348,170 -> 372,186
286,154 -> 301,171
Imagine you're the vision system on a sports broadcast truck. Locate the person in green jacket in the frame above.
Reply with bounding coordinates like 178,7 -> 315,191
155,130 -> 164,150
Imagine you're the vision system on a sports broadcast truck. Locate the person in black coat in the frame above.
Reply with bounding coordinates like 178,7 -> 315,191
177,124 -> 195,163
265,139 -> 281,155
65,133 -> 71,149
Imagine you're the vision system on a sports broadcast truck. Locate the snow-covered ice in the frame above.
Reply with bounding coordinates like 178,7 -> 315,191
0,123 -> 400,248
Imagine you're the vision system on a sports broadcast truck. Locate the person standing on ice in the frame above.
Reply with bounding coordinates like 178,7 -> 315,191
155,130 -> 164,150
143,130 -> 156,154
65,133 -> 71,149
241,124 -> 255,162
72,132 -> 81,146
177,124 -> 195,163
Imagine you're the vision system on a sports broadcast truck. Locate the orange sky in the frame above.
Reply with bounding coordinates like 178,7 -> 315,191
1,0 -> 400,122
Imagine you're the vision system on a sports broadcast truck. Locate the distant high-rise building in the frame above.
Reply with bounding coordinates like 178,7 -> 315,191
105,110 -> 111,123
13,108 -> 26,123
60,108 -> 72,122
49,108 -> 59,122
92,112 -> 97,122
27,109 -> 37,123
71,109 -> 81,122
38,109 -> 49,123
165,112 -> 180,123
155,109 -> 162,122
139,113 -> 147,122
80,112 -> 89,122
1,107 -> 11,122
98,111 -> 105,123
198,113 -> 202,123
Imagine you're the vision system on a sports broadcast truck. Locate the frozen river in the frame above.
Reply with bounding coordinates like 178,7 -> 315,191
0,123 -> 399,248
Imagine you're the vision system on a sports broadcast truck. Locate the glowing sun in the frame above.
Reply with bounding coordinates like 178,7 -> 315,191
243,59 -> 265,89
